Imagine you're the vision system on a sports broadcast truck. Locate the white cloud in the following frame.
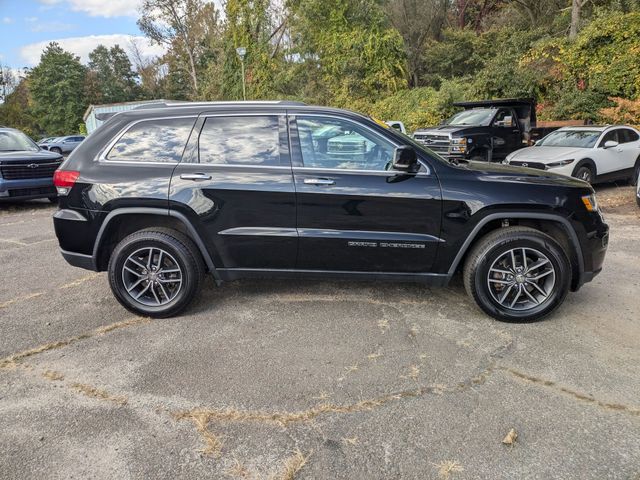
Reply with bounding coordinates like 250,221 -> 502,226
20,34 -> 166,67
2,17 -> 14,23
30,21 -> 76,33
24,17 -> 39,23
37,0 -> 143,17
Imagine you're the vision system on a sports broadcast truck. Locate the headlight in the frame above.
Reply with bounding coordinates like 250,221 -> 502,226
449,137 -> 467,153
546,159 -> 574,168
581,193 -> 599,212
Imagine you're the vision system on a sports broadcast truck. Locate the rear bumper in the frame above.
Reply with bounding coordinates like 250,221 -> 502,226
61,249 -> 97,271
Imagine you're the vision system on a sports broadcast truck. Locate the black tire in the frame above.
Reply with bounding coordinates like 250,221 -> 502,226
572,165 -> 594,183
463,227 -> 571,322
631,159 -> 640,186
50,147 -> 62,154
108,229 -> 205,318
48,196 -> 58,204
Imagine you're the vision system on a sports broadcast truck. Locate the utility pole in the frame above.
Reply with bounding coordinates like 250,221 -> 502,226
236,47 -> 247,101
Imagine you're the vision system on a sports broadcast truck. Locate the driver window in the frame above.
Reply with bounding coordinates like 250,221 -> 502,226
493,109 -> 514,128
296,116 -> 395,171
599,130 -> 619,147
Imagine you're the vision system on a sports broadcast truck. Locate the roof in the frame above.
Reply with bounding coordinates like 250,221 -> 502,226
556,125 -> 611,131
133,100 -> 306,110
453,98 -> 535,108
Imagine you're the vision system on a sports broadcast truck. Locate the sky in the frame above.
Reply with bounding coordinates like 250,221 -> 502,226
0,0 -> 166,73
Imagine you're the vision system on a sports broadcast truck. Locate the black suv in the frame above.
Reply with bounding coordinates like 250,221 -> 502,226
53,101 -> 609,321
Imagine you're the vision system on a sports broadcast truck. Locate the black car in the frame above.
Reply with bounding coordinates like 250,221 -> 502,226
0,128 -> 63,202
53,101 -> 609,321
413,98 -> 557,163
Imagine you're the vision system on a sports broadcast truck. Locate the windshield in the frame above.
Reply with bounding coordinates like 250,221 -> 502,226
0,130 -> 39,152
537,130 -> 600,148
445,109 -> 495,126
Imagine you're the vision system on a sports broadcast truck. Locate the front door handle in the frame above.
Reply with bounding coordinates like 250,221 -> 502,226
180,173 -> 212,181
303,178 -> 335,186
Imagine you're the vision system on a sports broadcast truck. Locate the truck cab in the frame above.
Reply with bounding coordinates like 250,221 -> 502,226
413,98 -> 536,163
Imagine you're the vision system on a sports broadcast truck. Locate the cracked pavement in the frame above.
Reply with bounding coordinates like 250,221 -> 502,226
1,185 -> 639,479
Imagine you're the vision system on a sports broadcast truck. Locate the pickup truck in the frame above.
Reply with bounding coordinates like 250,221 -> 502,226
412,98 -> 557,163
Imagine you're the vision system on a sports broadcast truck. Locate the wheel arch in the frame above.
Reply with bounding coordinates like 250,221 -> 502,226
93,208 -> 220,283
572,158 -> 597,179
448,212 -> 584,291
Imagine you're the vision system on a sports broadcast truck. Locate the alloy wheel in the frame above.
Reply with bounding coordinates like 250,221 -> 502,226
487,247 -> 556,311
121,247 -> 183,306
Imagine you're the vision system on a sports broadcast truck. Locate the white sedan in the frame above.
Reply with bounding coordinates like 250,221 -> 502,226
505,125 -> 640,184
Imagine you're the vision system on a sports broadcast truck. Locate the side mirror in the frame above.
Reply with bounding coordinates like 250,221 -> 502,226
603,140 -> 619,149
392,146 -> 418,172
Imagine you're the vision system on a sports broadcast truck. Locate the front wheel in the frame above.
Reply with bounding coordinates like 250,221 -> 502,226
573,165 -> 594,183
463,227 -> 571,322
108,229 -> 204,318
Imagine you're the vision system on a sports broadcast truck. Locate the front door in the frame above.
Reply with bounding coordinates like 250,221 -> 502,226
290,114 -> 442,274
170,112 -> 298,271
491,108 -> 522,161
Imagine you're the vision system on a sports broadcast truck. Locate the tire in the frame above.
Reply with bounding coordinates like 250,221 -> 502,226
572,164 -> 594,183
50,147 -> 62,154
631,160 -> 640,186
108,229 -> 205,318
48,196 -> 58,204
463,227 -> 571,322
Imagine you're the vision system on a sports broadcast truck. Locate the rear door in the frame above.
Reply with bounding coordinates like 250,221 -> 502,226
617,128 -> 640,172
290,113 -> 442,274
169,111 -> 297,271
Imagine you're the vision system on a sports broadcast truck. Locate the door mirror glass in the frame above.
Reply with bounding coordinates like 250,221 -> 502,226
392,146 -> 418,172
603,140 -> 619,149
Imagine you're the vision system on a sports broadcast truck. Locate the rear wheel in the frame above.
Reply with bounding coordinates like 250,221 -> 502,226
463,227 -> 571,322
108,229 -> 204,318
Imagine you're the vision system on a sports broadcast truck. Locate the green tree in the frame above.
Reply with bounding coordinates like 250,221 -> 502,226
138,0 -> 220,98
29,43 -> 87,135
0,78 -> 39,137
88,45 -> 140,104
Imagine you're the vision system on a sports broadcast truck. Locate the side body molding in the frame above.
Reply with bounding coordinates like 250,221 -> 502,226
93,207 -> 221,283
446,212 -> 584,283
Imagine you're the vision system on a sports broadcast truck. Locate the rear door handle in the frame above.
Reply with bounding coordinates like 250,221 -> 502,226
180,173 -> 212,181
303,178 -> 335,186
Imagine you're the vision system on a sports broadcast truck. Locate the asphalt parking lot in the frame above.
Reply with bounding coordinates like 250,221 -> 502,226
1,185 -> 639,480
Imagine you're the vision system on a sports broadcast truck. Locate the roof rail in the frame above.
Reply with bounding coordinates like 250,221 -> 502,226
133,100 -> 306,110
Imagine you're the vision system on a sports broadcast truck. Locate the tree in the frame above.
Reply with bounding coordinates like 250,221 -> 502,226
0,78 -> 38,136
138,0 -> 220,98
29,43 -> 87,135
386,0 -> 449,87
0,65 -> 18,104
569,0 -> 587,39
88,45 -> 140,104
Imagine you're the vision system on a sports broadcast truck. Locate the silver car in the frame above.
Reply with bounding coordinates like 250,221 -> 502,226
39,135 -> 85,154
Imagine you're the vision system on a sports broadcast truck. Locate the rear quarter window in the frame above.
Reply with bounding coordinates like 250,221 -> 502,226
106,117 -> 195,163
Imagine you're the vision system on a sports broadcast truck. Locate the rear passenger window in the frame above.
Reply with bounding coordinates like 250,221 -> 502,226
107,118 -> 195,163
620,129 -> 639,143
198,116 -> 281,166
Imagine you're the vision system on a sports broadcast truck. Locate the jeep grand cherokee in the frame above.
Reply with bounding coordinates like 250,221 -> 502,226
52,101 -> 609,321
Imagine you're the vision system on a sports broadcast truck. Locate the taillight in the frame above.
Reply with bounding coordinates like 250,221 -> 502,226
53,170 -> 80,195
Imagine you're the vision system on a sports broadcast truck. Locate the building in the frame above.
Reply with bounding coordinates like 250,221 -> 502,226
83,100 -> 169,134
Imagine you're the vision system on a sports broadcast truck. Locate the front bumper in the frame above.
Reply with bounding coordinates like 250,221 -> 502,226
0,177 -> 56,201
